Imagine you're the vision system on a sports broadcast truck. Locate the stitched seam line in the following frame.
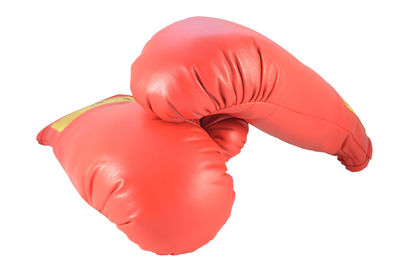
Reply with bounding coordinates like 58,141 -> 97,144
212,100 -> 367,161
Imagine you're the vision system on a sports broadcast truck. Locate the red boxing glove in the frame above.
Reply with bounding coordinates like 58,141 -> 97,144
131,17 -> 372,171
37,95 -> 247,255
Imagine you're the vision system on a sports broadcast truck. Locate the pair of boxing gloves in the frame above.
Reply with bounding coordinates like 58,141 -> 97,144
38,17 -> 372,255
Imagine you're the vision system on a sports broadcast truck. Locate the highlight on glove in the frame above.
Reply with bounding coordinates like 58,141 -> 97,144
37,95 -> 248,255
131,16 -> 372,171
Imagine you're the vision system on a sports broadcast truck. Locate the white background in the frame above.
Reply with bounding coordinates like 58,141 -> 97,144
1,0 -> 399,265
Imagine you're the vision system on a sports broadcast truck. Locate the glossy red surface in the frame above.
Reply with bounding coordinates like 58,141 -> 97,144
131,17 -> 372,171
37,95 -> 247,254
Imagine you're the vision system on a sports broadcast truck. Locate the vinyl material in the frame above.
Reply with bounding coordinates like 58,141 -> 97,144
37,95 -> 247,254
131,17 -> 372,171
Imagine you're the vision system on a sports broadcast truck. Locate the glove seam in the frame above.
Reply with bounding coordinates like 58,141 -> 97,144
212,100 -> 368,157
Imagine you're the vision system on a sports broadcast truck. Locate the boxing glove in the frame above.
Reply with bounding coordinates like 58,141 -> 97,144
37,95 -> 248,255
131,17 -> 372,172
